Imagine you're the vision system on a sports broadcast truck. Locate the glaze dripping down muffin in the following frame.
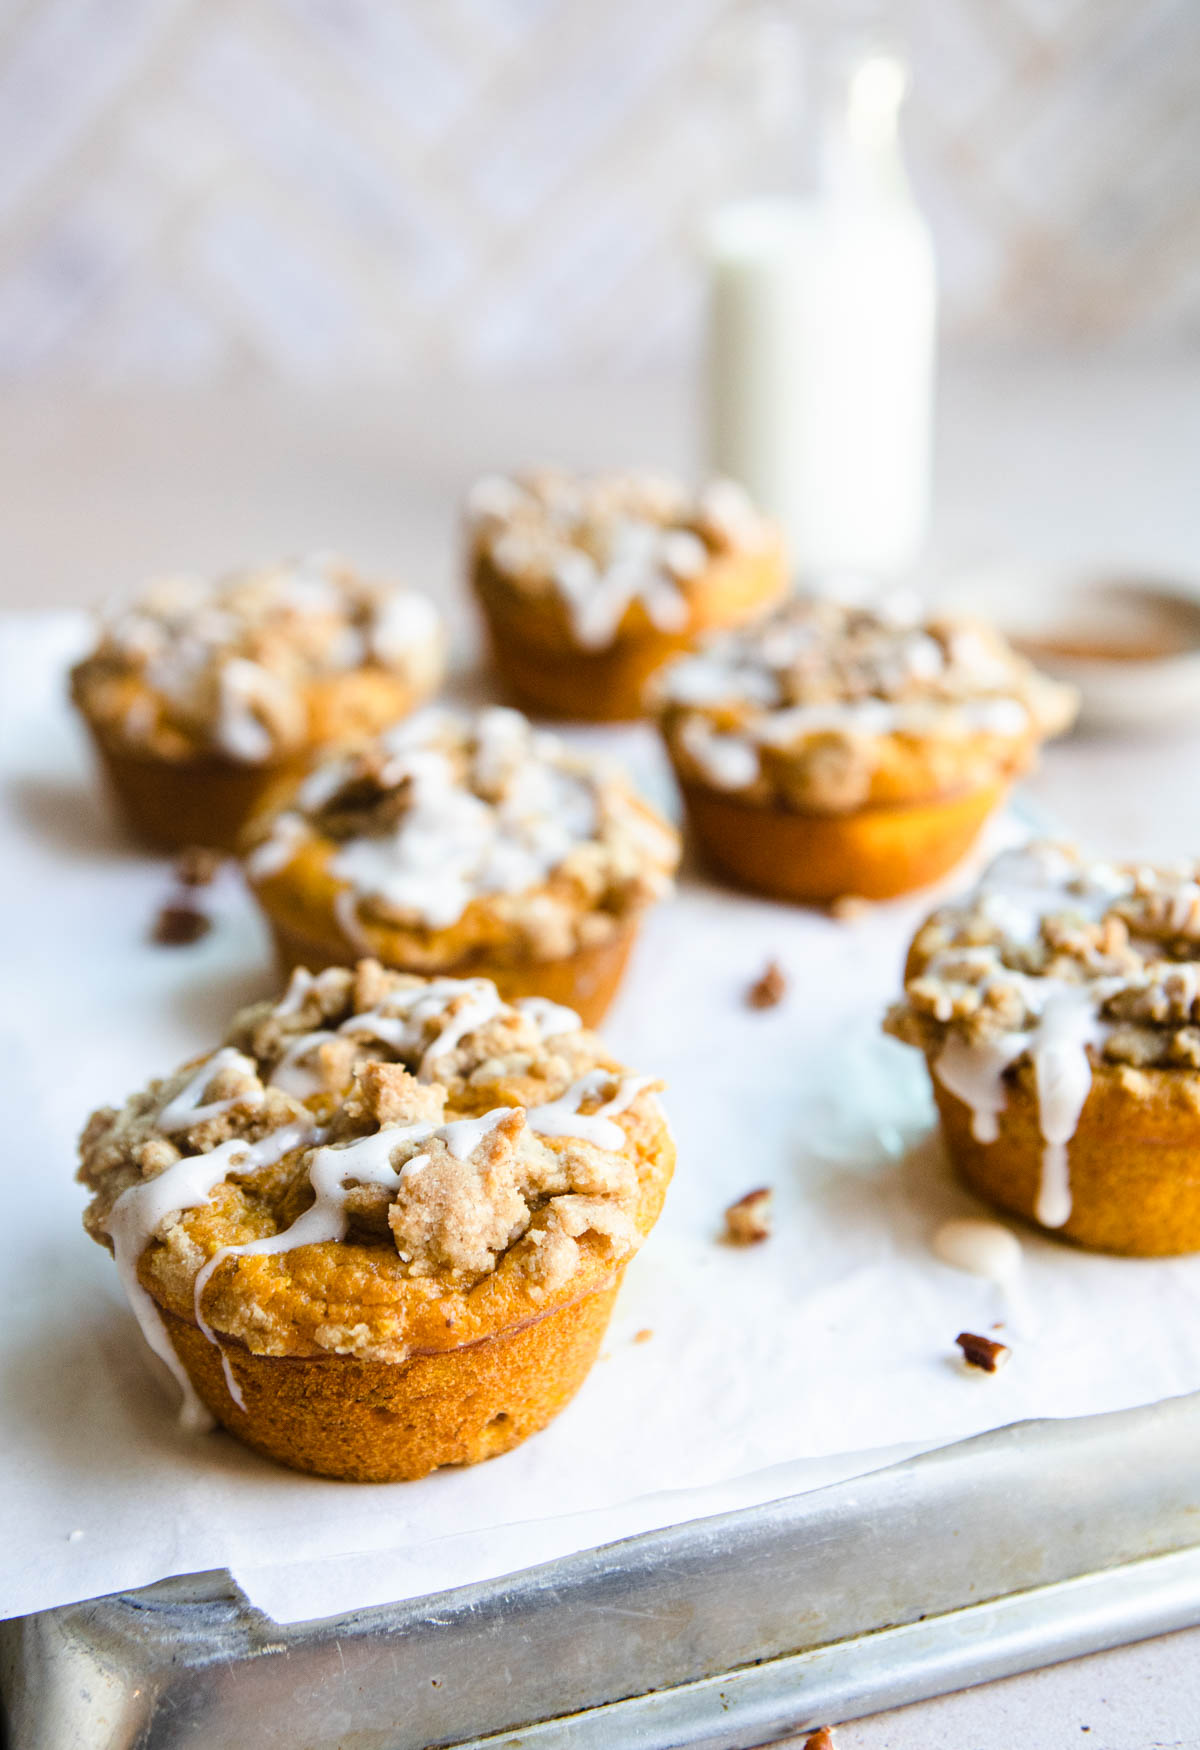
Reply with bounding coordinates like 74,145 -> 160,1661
78,961 -> 674,1480
887,841 -> 1200,1254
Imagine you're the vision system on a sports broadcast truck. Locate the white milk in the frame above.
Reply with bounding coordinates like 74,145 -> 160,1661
706,54 -> 936,579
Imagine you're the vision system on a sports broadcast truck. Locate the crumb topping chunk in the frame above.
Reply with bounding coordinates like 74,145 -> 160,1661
78,964 -> 667,1381
656,597 -> 1077,810
246,706 -> 680,943
72,556 -> 444,763
467,468 -> 777,650
886,842 -> 1200,1228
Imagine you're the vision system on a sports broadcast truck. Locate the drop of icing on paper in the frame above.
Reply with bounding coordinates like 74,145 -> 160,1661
932,1218 -> 1023,1285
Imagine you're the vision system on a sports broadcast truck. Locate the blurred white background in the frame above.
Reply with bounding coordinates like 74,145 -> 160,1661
2,0 -> 1199,384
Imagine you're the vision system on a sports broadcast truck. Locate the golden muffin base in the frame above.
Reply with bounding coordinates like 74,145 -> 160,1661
472,546 -> 786,722
676,777 -> 1008,904
264,910 -> 639,1029
930,1061 -> 1200,1256
76,665 -> 439,853
159,1274 -> 622,1481
83,725 -> 313,854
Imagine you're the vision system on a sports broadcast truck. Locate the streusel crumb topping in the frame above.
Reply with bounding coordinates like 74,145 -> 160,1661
656,597 -> 1077,811
886,843 -> 1200,1229
246,706 -> 680,949
886,842 -> 1200,1068
467,468 -> 777,649
79,963 -> 667,1380
72,555 -> 443,763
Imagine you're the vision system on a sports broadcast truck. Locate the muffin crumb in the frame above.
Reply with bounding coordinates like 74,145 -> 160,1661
633,1327 -> 654,1345
747,960 -> 787,1010
723,1187 -> 772,1245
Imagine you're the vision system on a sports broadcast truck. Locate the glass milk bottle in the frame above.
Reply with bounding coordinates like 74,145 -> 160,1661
705,50 -> 937,580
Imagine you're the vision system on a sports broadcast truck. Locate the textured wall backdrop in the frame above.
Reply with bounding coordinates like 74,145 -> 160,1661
0,0 -> 1198,383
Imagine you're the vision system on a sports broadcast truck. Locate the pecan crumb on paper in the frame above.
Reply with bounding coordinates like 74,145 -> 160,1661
956,1331 -> 1011,1373
152,904 -> 212,947
747,960 -> 787,1009
724,1187 -> 772,1245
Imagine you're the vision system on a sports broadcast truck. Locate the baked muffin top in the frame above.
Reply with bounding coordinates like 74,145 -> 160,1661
78,962 -> 672,1412
466,468 -> 779,649
656,596 -> 1077,812
245,706 -> 680,961
887,841 -> 1200,1075
885,841 -> 1200,1225
71,556 -> 444,763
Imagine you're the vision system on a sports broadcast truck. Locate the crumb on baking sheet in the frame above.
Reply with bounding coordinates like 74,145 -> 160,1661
723,1187 -> 772,1245
152,903 -> 211,946
747,960 -> 787,1009
956,1330 -> 1011,1373
633,1327 -> 653,1345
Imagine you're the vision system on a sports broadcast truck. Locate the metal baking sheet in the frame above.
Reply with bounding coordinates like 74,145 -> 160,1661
6,1389 -> 1200,1749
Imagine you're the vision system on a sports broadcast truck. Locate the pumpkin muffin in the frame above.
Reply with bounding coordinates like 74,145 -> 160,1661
78,961 -> 675,1481
243,706 -> 680,1027
70,556 -> 445,852
886,841 -> 1200,1256
466,468 -> 787,721
654,596 -> 1077,904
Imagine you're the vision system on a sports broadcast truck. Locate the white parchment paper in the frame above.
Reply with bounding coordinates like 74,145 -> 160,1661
5,614 -> 1200,1627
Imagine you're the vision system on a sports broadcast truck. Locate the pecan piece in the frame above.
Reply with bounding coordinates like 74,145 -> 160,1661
955,1330 -> 1011,1373
152,903 -> 211,946
747,960 -> 787,1010
724,1187 -> 772,1245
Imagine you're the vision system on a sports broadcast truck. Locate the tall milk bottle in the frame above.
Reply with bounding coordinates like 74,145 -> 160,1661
706,51 -> 937,581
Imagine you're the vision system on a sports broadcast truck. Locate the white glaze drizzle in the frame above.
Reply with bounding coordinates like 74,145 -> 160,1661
316,708 -> 604,932
677,718 -> 761,791
246,812 -> 309,880
272,965 -> 317,1018
659,598 -> 1056,793
473,474 -> 770,652
265,976 -> 584,1100
104,1120 -> 322,1430
157,1048 -> 264,1135
526,1071 -> 656,1150
215,658 -> 293,762
927,846 -> 1136,1229
268,1031 -> 337,1100
337,977 -> 507,1081
97,559 -> 442,764
549,529 -> 689,650
187,1076 -> 647,1401
513,996 -> 583,1038
109,974 -> 636,1422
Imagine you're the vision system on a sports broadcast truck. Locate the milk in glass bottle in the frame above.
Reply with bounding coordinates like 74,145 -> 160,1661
706,48 -> 937,579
